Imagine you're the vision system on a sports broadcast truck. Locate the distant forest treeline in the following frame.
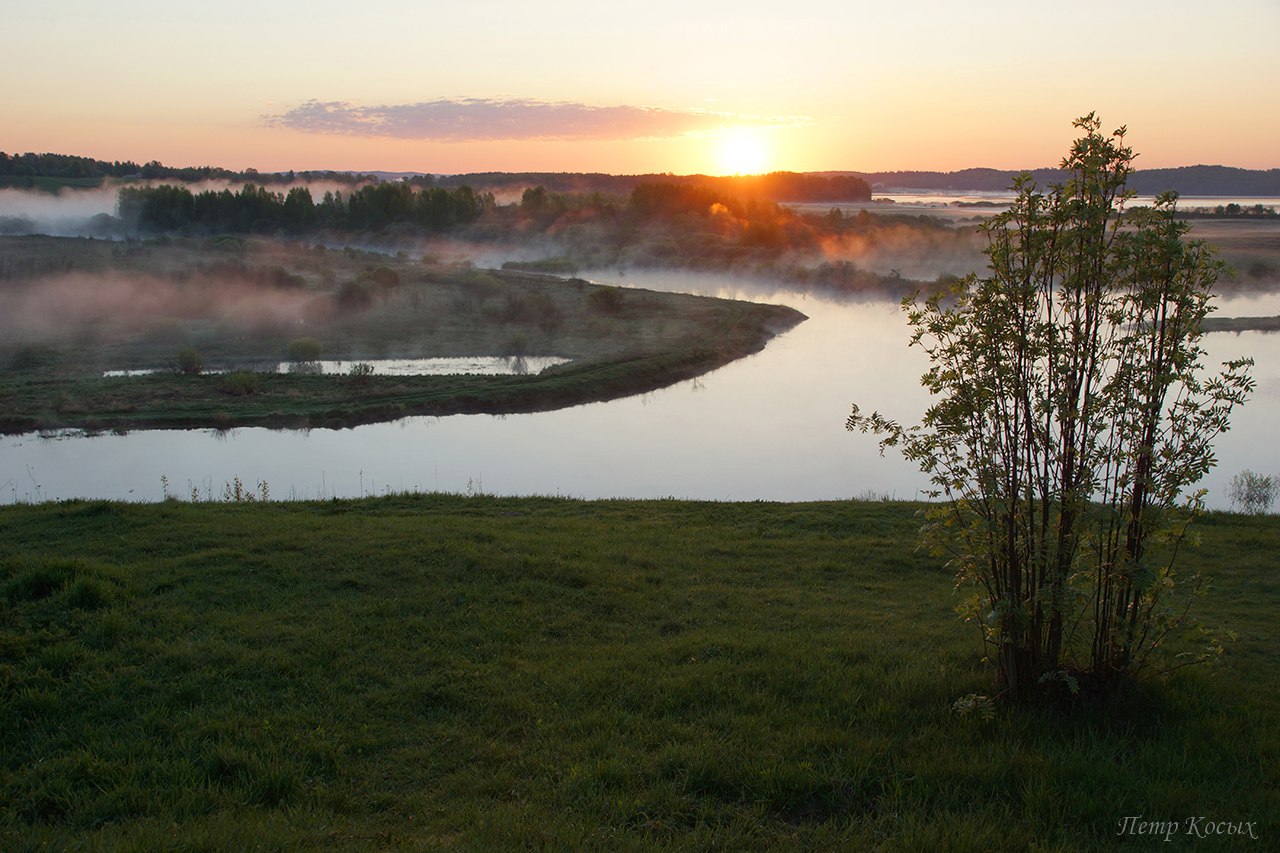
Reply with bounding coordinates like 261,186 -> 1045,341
7,149 -> 1278,197
841,165 -> 1280,197
0,151 -> 873,203
0,152 -> 378,189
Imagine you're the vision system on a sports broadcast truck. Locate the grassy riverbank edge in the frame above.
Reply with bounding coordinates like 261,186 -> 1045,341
2,495 -> 1276,849
0,299 -> 804,435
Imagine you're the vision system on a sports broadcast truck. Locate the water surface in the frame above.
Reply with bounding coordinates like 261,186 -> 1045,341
3,275 -> 1276,508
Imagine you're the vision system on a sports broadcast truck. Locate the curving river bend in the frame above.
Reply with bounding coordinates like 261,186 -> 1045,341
3,272 -> 1277,509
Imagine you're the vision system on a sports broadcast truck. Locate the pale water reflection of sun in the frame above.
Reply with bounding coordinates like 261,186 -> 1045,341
715,128 -> 771,175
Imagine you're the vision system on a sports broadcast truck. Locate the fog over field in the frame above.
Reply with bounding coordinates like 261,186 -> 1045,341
0,181 -> 366,239
0,271 -> 321,348
0,187 -> 122,237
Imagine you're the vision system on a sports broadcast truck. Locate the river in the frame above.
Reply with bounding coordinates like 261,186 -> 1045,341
3,271 -> 1277,509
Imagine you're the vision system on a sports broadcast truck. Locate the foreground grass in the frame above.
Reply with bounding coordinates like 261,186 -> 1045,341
1,497 -> 1276,850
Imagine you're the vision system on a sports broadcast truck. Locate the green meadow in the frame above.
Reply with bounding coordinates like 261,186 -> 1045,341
2,495 -> 1276,850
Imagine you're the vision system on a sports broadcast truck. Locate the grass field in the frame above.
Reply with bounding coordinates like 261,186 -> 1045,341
2,496 -> 1276,850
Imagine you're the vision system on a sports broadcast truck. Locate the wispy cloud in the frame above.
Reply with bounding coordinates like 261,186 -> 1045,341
265,98 -> 806,142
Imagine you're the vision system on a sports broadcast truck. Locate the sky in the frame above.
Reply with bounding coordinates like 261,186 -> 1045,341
3,0 -> 1278,176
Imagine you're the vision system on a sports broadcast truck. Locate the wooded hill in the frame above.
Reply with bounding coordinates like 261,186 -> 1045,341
842,165 -> 1280,197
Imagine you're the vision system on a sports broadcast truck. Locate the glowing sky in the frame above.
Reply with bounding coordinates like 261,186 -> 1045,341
4,0 -> 1277,175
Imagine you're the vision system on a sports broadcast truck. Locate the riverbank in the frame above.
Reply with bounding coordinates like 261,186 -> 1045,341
1204,314 -> 1280,333
0,300 -> 802,434
2,496 -> 1277,849
0,236 -> 805,433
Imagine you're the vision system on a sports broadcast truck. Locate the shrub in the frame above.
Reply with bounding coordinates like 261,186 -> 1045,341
503,333 -> 529,359
588,286 -> 625,314
286,337 -> 322,362
219,370 -> 261,396
1228,470 -> 1277,514
364,266 -> 400,287
849,114 -> 1253,700
174,347 -> 204,376
335,281 -> 373,310
347,362 -> 375,387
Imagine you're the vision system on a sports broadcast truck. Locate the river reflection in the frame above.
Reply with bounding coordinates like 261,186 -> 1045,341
3,273 -> 1277,509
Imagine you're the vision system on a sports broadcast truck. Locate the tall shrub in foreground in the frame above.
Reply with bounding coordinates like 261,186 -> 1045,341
848,115 -> 1253,701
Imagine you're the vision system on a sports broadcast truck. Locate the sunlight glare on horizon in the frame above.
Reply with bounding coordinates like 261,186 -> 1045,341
0,1 -> 1277,173
714,128 -> 772,176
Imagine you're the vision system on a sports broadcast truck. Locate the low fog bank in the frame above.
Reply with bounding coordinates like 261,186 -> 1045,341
0,179 -> 371,240
0,187 -> 123,239
813,224 -> 984,280
10,181 -> 1274,311
0,238 -> 409,364
326,213 -> 987,301
0,181 -> 991,302
0,271 -> 321,350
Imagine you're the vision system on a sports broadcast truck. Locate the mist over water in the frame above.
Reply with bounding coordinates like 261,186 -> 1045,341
2,182 -> 1277,507
3,270 -> 1275,509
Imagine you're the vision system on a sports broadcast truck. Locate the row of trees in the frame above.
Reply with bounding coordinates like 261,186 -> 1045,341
117,183 -> 492,234
0,152 -> 144,180
1178,203 -> 1278,219
3,151 -> 877,203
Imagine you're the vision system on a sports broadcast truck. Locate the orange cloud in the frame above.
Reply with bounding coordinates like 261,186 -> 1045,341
266,98 -> 809,143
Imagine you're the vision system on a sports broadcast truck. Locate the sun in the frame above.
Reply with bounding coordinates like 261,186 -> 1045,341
715,127 -> 771,176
